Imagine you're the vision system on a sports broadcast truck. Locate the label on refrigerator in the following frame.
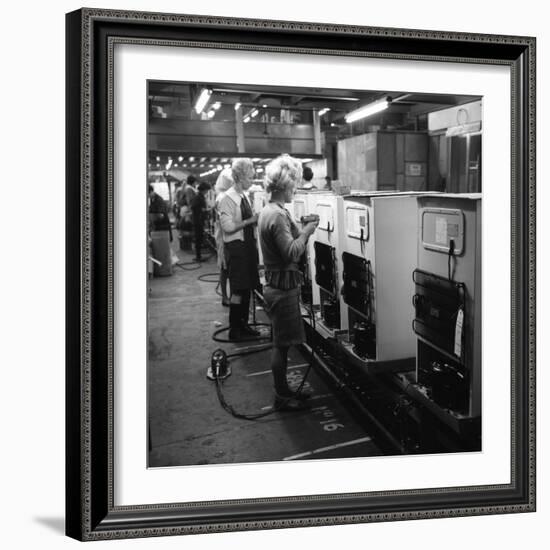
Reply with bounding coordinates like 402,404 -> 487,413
435,216 -> 448,245
345,205 -> 369,240
316,203 -> 334,232
454,307 -> 464,358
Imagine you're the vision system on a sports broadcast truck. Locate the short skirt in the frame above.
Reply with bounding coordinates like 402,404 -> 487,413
263,285 -> 305,347
225,240 -> 259,292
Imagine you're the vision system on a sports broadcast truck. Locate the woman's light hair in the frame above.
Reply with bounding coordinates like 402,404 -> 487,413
231,158 -> 254,185
214,168 -> 233,195
265,154 -> 303,194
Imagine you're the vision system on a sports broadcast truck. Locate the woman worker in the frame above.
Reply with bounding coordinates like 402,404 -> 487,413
218,158 -> 260,340
258,154 -> 319,411
214,168 -> 233,306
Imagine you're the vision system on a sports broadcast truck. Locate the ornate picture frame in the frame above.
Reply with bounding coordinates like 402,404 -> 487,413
65,8 -> 536,541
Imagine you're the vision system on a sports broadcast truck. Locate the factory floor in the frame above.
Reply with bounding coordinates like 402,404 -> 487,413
148,240 -> 383,468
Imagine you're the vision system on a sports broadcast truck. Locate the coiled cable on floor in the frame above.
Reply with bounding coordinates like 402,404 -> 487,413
212,291 -> 318,420
211,324 -> 272,344
197,272 -> 220,283
174,254 -> 213,272
174,261 -> 201,271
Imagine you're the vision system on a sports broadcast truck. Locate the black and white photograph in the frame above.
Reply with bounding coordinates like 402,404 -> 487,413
61,4 -> 537,542
147,80 -> 483,468
1,0 -> 545,546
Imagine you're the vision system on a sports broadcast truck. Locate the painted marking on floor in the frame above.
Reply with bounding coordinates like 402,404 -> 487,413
247,363 -> 309,377
260,393 -> 333,410
282,436 -> 373,461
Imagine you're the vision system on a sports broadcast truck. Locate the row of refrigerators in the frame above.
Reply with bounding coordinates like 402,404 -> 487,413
252,189 -> 482,424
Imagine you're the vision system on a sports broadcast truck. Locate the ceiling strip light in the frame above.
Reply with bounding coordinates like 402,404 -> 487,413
194,88 -> 212,114
345,97 -> 390,124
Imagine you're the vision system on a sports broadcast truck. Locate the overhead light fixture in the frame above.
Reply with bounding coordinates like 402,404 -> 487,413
207,110 -> 216,118
262,104 -> 268,108
251,109 -> 259,118
243,116 -> 250,123
178,156 -> 183,162
345,97 -> 390,124
318,107 -> 330,116
212,102 -> 221,111
156,156 -> 160,162
194,88 -> 212,114
234,102 -> 241,111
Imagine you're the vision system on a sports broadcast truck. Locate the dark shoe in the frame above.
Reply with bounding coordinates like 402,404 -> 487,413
274,394 -> 310,411
241,324 -> 260,337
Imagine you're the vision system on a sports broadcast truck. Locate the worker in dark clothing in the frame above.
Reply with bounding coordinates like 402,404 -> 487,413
190,181 -> 211,262
218,158 -> 260,340
148,184 -> 173,241
184,175 -> 197,206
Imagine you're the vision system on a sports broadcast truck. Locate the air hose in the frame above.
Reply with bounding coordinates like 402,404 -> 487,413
210,293 -> 318,420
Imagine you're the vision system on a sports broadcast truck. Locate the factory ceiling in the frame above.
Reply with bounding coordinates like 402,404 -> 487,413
148,80 -> 481,178
149,81 -> 478,119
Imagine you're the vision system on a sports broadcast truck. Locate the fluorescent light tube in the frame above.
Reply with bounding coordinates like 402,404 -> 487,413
345,98 -> 389,123
194,88 -> 212,114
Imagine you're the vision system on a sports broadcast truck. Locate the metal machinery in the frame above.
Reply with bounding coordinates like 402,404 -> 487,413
410,193 -> 482,427
339,192 -> 426,370
337,131 -> 428,192
291,189 -> 327,307
307,191 -> 348,335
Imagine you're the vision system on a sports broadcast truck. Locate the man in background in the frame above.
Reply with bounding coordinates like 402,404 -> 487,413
190,181 -> 211,263
301,166 -> 314,189
184,175 -> 197,206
